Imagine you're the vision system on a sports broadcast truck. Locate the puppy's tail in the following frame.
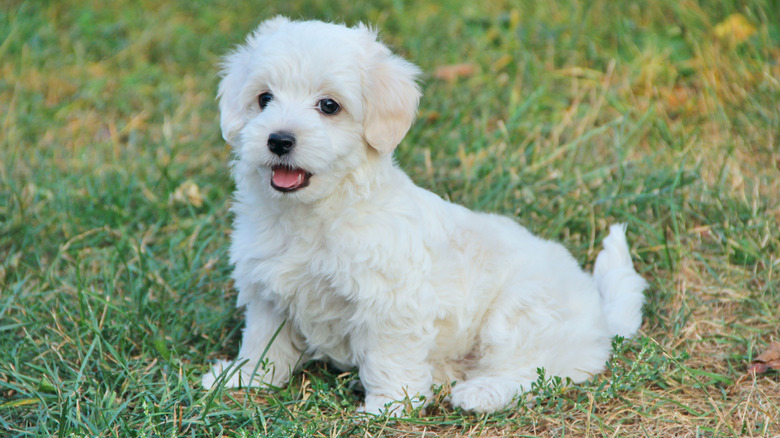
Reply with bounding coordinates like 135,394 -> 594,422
593,224 -> 647,338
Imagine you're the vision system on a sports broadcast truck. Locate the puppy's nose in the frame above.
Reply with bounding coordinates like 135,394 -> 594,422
267,131 -> 296,156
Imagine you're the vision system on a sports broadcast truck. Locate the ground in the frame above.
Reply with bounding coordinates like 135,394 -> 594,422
1,0 -> 778,436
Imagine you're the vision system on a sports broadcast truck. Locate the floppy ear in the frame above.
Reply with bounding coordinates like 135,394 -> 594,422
217,46 -> 252,144
217,16 -> 291,144
359,27 -> 422,154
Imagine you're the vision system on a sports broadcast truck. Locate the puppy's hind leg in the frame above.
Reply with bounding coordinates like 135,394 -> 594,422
202,298 -> 305,389
449,289 -> 544,413
451,274 -> 613,413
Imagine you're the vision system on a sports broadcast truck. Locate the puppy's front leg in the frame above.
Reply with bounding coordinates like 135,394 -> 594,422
202,298 -> 304,389
356,337 -> 434,416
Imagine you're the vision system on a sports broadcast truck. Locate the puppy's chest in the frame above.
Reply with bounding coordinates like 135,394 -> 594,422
250,229 -> 367,359
261,235 -> 358,299
236,209 -> 424,361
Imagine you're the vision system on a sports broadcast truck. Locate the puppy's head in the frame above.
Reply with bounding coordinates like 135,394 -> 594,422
219,16 -> 421,202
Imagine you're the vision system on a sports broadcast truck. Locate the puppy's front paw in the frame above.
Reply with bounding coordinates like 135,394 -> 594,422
201,359 -> 280,389
202,360 -> 241,389
450,377 -> 517,413
359,394 -> 405,417
359,391 -> 431,417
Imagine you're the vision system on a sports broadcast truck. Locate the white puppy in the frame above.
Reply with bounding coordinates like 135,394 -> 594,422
202,16 -> 647,415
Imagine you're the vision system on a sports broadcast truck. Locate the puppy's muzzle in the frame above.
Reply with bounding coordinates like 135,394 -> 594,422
268,131 -> 296,156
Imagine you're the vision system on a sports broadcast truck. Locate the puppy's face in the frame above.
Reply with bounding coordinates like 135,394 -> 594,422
219,17 -> 421,202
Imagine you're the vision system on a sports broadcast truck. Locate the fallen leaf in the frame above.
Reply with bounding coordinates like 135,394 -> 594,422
663,85 -> 691,112
433,63 -> 478,81
171,180 -> 204,207
713,13 -> 756,44
747,342 -> 780,375
423,110 -> 440,123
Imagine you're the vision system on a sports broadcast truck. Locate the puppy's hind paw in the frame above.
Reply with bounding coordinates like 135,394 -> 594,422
450,377 -> 518,413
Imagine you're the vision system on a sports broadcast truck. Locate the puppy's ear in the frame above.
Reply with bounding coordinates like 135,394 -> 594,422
217,46 -> 252,144
217,16 -> 291,144
359,26 -> 422,154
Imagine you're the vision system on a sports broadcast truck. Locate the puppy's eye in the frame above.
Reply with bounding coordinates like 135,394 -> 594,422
317,98 -> 340,115
258,92 -> 273,110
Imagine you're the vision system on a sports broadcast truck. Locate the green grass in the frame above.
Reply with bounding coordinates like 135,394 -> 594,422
1,0 -> 778,436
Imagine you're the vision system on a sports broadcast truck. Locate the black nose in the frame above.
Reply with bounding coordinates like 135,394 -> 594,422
268,131 -> 296,156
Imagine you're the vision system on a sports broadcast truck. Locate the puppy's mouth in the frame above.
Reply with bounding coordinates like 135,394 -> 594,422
270,165 -> 312,192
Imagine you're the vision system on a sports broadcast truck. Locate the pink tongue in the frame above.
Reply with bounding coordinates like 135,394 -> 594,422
272,167 -> 305,188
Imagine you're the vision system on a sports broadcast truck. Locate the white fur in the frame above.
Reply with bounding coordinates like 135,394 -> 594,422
201,17 -> 647,415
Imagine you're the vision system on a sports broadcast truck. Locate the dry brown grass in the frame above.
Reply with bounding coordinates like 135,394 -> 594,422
1,0 -> 778,436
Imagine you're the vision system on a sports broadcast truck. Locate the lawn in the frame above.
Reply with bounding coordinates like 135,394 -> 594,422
1,0 -> 778,436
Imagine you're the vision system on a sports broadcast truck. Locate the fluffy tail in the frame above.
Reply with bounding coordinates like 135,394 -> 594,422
593,224 -> 647,338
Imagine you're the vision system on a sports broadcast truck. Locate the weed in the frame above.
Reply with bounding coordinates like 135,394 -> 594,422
2,0 -> 778,436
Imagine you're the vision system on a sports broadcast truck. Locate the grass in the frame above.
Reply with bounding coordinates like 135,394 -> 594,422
1,0 -> 778,436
